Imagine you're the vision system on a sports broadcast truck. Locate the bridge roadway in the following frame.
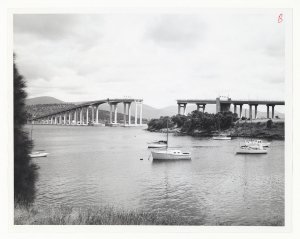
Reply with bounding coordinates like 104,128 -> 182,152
32,98 -> 143,126
177,98 -> 285,119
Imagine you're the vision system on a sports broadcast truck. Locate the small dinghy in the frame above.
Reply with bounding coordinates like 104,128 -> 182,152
29,151 -> 49,158
148,140 -> 167,148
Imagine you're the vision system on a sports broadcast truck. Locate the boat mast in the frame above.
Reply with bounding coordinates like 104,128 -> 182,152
166,118 -> 169,150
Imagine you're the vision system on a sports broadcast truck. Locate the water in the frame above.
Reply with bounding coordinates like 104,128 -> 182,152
26,125 -> 284,225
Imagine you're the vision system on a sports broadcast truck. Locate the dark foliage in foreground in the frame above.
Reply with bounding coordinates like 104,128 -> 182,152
14,55 -> 38,205
148,111 -> 238,132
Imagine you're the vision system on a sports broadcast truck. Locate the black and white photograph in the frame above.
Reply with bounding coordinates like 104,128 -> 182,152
11,9 -> 290,228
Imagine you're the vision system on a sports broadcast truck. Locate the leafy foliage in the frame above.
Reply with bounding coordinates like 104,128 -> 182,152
148,111 -> 238,133
14,55 -> 38,206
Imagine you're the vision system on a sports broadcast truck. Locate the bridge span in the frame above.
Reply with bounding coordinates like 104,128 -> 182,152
32,98 -> 143,126
177,97 -> 285,119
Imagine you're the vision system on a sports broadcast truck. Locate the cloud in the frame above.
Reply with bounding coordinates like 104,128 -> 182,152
146,15 -> 205,48
13,12 -> 287,108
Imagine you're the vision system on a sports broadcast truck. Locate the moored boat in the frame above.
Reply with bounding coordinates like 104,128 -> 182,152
150,119 -> 191,160
236,143 -> 267,154
212,136 -> 231,140
29,151 -> 49,158
152,149 -> 191,160
148,140 -> 167,148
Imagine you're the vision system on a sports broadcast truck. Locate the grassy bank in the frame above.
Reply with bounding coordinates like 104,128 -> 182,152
14,204 -> 284,226
14,205 -> 203,225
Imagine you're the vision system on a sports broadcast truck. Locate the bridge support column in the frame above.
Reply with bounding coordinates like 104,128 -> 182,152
196,104 -> 200,111
109,104 -> 113,124
63,113 -> 66,125
114,105 -> 118,124
74,110 -> 77,125
178,104 -> 181,114
271,105 -> 275,119
135,101 -> 138,125
128,103 -> 132,125
68,112 -> 71,125
54,116 -> 57,125
267,105 -> 270,118
80,108 -> 83,125
86,107 -> 89,125
254,105 -> 258,119
59,115 -> 62,124
123,103 -> 127,125
96,105 -> 99,124
91,106 -> 94,123
234,104 -> 237,114
249,105 -> 252,119
239,105 -> 243,118
139,102 -> 143,125
183,104 -> 187,116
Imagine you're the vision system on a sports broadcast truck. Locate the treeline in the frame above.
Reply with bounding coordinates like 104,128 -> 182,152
147,111 -> 239,133
25,103 -> 76,119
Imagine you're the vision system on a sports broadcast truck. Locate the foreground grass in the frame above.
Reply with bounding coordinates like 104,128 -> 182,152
14,205 -> 284,226
14,205 -> 202,225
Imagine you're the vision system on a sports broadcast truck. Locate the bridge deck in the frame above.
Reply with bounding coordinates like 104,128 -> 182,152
33,98 -> 143,120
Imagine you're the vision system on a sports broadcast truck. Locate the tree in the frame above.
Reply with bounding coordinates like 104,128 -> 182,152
14,54 -> 38,205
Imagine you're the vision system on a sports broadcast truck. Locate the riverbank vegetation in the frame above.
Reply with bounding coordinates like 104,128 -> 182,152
147,111 -> 284,139
14,204 -> 283,226
148,111 -> 238,133
14,54 -> 38,205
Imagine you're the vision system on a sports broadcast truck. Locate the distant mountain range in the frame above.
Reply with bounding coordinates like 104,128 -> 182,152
25,96 -> 284,119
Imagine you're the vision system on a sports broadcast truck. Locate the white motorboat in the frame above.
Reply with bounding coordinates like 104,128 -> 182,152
212,136 -> 231,140
29,151 -> 49,158
242,139 -> 271,148
236,144 -> 267,154
152,149 -> 191,160
151,119 -> 191,160
148,140 -> 167,148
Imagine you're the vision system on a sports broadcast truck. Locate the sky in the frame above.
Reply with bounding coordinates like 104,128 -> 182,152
13,10 -> 286,109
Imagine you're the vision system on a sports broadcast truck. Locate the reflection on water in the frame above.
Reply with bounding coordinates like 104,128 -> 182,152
26,125 -> 284,225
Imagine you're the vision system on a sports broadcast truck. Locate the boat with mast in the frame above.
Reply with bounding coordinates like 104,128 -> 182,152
151,119 -> 191,160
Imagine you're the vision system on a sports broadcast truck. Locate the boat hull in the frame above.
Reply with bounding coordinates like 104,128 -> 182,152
29,152 -> 49,158
148,144 -> 167,148
151,151 -> 191,160
212,137 -> 231,140
236,149 -> 267,154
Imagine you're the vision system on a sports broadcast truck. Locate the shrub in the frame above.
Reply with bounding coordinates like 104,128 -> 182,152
14,55 -> 38,205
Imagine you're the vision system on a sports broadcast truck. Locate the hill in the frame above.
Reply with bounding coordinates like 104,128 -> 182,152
26,96 -> 65,105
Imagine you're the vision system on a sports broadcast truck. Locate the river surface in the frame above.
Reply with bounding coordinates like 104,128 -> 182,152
26,125 -> 284,225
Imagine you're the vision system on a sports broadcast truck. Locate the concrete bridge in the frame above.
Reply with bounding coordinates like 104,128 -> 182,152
177,97 -> 285,119
32,98 -> 143,126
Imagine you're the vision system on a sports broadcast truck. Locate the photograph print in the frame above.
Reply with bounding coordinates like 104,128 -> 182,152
13,9 -> 288,226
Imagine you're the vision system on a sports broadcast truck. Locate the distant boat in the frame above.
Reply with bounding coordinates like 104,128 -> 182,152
148,140 -> 167,148
212,135 -> 231,140
236,144 -> 267,154
29,151 -> 49,158
236,113 -> 268,154
151,120 -> 191,160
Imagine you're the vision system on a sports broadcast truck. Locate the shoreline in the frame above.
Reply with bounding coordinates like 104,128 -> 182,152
147,120 -> 285,140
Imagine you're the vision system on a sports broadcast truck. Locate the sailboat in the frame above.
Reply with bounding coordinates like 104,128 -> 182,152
28,123 -> 49,158
151,120 -> 191,160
